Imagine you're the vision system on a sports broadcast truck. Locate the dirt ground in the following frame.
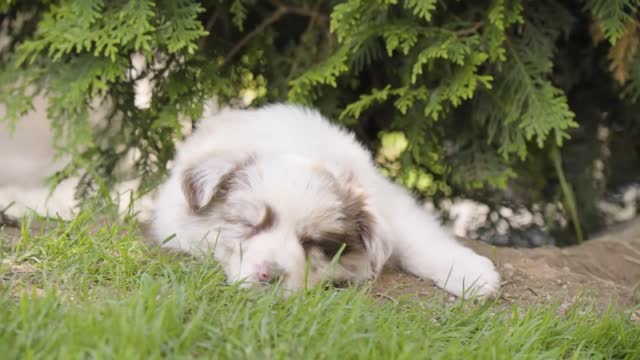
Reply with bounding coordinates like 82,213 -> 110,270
2,216 -> 639,313
374,219 -> 640,312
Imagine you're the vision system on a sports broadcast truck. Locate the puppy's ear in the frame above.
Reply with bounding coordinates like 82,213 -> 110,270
341,181 -> 374,246
339,176 -> 391,275
313,168 -> 374,248
181,153 -> 254,212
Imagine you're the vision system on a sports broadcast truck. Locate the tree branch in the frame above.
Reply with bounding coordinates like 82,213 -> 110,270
198,8 -> 220,48
223,6 -> 288,66
304,0 -> 326,33
223,1 -> 330,66
454,21 -> 484,37
285,5 -> 329,23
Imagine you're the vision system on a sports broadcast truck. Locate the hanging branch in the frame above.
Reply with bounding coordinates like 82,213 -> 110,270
223,0 -> 330,66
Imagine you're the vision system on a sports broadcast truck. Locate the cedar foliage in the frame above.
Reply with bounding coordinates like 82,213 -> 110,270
1,0 -> 640,244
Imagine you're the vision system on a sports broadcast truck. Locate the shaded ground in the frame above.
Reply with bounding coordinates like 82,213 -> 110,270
2,215 -> 639,312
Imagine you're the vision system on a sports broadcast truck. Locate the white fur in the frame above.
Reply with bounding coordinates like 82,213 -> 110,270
151,104 -> 500,298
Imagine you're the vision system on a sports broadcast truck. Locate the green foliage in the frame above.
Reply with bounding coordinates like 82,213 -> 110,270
403,0 -> 437,22
17,0 -> 156,63
230,0 -> 253,31
2,0 -> 640,243
584,0 -> 640,44
474,2 -> 578,159
288,45 -> 351,104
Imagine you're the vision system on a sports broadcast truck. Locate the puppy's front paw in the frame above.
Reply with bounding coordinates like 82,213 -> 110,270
437,254 -> 501,299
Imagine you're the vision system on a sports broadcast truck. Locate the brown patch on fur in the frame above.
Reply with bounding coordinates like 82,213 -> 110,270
300,166 -> 375,260
182,154 -> 256,214
219,203 -> 276,239
301,230 -> 361,258
182,169 -> 204,212
255,205 -> 276,233
339,186 -> 375,251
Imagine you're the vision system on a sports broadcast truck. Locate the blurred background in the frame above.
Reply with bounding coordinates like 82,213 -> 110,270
0,96 -> 76,218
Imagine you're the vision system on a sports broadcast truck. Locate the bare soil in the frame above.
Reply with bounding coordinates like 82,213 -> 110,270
2,217 -> 640,311
374,219 -> 640,311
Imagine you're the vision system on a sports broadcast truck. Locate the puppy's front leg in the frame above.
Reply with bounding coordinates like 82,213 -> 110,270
384,188 -> 500,298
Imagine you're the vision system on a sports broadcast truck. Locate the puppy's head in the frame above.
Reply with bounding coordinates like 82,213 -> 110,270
181,152 -> 383,291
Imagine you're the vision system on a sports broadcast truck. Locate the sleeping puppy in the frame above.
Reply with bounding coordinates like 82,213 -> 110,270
151,104 -> 500,298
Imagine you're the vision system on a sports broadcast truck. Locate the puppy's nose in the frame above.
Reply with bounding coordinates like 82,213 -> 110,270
255,262 -> 283,283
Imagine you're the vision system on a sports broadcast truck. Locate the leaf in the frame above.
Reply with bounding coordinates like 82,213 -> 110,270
378,131 -> 409,161
403,0 -> 438,22
608,19 -> 639,84
584,0 -> 640,44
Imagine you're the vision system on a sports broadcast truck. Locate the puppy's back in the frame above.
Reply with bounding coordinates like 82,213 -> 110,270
177,104 -> 374,176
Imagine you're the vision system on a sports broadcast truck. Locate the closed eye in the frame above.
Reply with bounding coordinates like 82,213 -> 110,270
224,204 -> 276,239
300,235 -> 349,259
318,241 -> 347,259
222,217 -> 256,233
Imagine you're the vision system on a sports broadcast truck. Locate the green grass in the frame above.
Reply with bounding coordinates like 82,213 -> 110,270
1,205 -> 639,359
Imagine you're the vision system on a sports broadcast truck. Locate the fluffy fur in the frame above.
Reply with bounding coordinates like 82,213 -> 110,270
151,104 -> 500,298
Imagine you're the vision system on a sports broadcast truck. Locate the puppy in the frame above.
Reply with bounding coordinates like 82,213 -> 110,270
151,104 -> 500,298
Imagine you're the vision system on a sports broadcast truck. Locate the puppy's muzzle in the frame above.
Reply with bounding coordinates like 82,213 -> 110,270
255,261 -> 285,284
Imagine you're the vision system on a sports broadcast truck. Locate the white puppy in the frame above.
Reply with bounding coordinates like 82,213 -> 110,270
151,104 -> 500,298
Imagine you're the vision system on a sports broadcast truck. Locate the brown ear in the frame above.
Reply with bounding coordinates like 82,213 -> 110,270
335,172 -> 392,274
310,166 -> 375,250
181,152 -> 254,212
340,183 -> 375,250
